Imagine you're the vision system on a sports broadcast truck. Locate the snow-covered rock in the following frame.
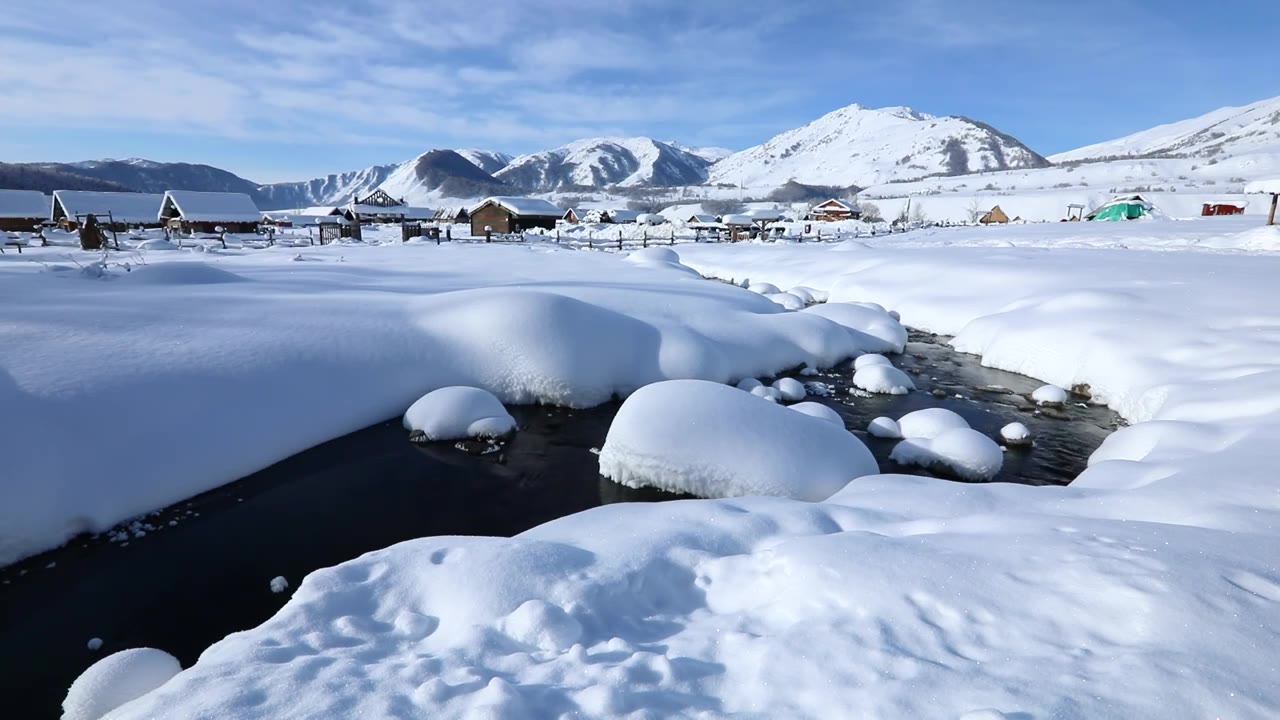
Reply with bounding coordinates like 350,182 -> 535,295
1032,385 -> 1069,406
889,428 -> 1004,481
748,282 -> 780,295
598,380 -> 877,500
403,387 -> 517,442
750,385 -> 781,402
897,408 -> 970,440
853,353 -> 893,371
63,648 -> 181,720
802,303 -> 907,354
788,402 -> 844,427
87,638 -> 104,651
853,365 -> 915,395
736,378 -> 763,392
867,416 -> 902,438
786,286 -> 816,304
772,377 -> 807,402
270,576 -> 289,594
1000,422 -> 1032,446
763,292 -> 806,310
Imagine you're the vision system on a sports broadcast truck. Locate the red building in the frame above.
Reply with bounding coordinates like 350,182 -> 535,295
1202,203 -> 1246,217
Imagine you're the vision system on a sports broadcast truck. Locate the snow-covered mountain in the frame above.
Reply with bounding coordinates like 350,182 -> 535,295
456,149 -> 513,175
709,104 -> 1049,189
255,164 -> 399,210
1050,95 -> 1280,163
38,159 -> 262,196
257,150 -> 508,209
494,138 -> 715,190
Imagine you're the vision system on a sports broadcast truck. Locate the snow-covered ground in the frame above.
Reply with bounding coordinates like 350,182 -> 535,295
7,219 -> 1280,718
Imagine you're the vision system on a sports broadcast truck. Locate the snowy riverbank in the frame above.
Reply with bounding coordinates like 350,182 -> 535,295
5,221 -> 1280,718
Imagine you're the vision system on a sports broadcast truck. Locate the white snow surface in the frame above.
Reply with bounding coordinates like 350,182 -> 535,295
889,427 -> 1005,481
867,416 -> 902,438
852,364 -> 915,395
788,401 -> 844,426
160,191 -> 261,223
0,241 -> 887,565
771,377 -> 807,402
52,191 -> 164,225
402,387 -> 517,441
470,196 -> 563,218
1245,178 -> 1280,195
17,219 -> 1280,719
597,380 -> 878,500
1000,422 -> 1032,445
63,648 -> 181,720
896,407 -> 971,440
0,189 -> 49,219
1032,384 -> 1070,405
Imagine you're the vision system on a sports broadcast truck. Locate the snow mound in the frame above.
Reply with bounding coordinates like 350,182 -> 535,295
763,292 -> 806,310
853,353 -> 892,370
499,599 -> 583,652
1000,422 -> 1032,446
867,416 -> 902,438
403,387 -> 516,441
750,385 -> 781,402
63,648 -> 181,720
1032,384 -> 1069,406
772,377 -> 807,402
791,285 -> 828,303
801,302 -> 907,353
121,263 -> 246,285
787,286 -> 816,304
623,247 -> 702,277
87,638 -> 104,651
789,402 -> 844,426
748,282 -> 780,295
598,379 -> 877,500
736,378 -> 763,392
270,576 -> 289,594
889,428 -> 1004,481
853,364 -> 915,395
897,408 -> 970,440
135,239 -> 178,251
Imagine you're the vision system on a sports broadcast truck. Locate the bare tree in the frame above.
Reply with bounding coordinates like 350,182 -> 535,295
965,197 -> 984,224
859,201 -> 883,223
909,202 -> 928,225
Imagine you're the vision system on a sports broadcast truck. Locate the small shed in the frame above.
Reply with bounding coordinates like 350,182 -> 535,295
52,191 -> 164,230
562,208 -> 587,224
636,213 -> 667,226
1086,195 -> 1153,222
0,190 -> 50,231
721,213 -> 754,241
159,191 -> 261,233
1201,203 -> 1246,217
808,198 -> 861,222
469,197 -> 564,236
979,205 -> 1010,225
685,213 -> 717,224
1244,179 -> 1280,225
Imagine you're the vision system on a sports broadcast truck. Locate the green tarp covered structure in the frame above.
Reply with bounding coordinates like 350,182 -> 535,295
1089,203 -> 1146,221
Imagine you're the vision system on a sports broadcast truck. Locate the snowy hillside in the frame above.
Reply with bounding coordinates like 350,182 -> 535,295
456,149 -> 513,175
256,164 -> 398,210
494,137 -> 714,190
1051,95 -> 1280,162
376,149 -> 507,204
33,159 -> 261,197
709,104 -> 1049,190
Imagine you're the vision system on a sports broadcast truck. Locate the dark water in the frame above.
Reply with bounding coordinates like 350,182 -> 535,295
0,332 -> 1121,718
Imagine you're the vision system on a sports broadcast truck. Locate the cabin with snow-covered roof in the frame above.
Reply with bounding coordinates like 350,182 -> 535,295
807,198 -> 861,222
52,191 -> 164,230
0,190 -> 50,231
685,213 -> 717,224
159,191 -> 261,233
562,208 -> 587,224
433,206 -> 470,224
469,197 -> 563,235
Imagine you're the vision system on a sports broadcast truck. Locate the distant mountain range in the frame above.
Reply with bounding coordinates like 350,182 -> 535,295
4,95 -> 1278,208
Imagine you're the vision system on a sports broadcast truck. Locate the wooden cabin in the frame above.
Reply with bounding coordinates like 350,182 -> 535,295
1202,203 -> 1246,217
469,197 -> 563,235
52,191 -> 164,230
159,190 -> 261,233
686,213 -> 717,224
979,205 -> 1010,225
0,189 -> 50,232
808,198 -> 861,222
433,206 -> 470,224
562,208 -> 586,224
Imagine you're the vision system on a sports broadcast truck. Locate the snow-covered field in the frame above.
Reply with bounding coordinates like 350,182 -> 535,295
6,218 -> 1280,718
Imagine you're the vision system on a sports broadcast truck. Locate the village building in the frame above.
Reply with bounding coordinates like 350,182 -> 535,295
51,191 -> 164,230
720,213 -> 755,241
1201,202 -> 1247,217
0,190 -> 50,232
562,208 -> 587,224
1086,195 -> 1154,222
685,213 -> 717,225
582,209 -> 641,224
979,205 -> 1011,224
433,206 -> 470,224
159,190 -> 262,234
469,197 -> 563,236
260,211 -> 342,228
636,213 -> 667,225
807,198 -> 861,222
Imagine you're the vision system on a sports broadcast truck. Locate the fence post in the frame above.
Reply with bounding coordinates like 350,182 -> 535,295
618,230 -> 622,251
670,229 -> 675,245
556,229 -> 560,243
643,230 -> 648,248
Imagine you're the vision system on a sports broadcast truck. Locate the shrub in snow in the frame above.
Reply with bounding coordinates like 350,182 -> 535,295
63,648 -> 182,720
736,378 -> 763,392
890,428 -> 1004,481
853,365 -> 915,395
1032,385 -> 1069,406
1000,422 -> 1032,446
896,408 -> 970,440
853,353 -> 892,371
403,387 -> 516,442
801,302 -> 907,353
750,385 -> 781,402
867,416 -> 902,438
598,380 -> 877,500
772,377 -> 807,402
270,576 -> 289,594
748,282 -> 781,295
789,402 -> 844,427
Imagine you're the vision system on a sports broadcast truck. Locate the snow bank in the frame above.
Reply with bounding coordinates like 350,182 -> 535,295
597,380 -> 877,500
789,401 -> 844,426
63,648 -> 181,720
889,428 -> 1004,481
897,408 -> 970,439
403,387 -> 517,441
801,302 -> 907,353
852,364 -> 915,395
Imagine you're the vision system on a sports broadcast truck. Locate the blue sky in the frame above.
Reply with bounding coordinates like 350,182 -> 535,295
3,0 -> 1277,183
